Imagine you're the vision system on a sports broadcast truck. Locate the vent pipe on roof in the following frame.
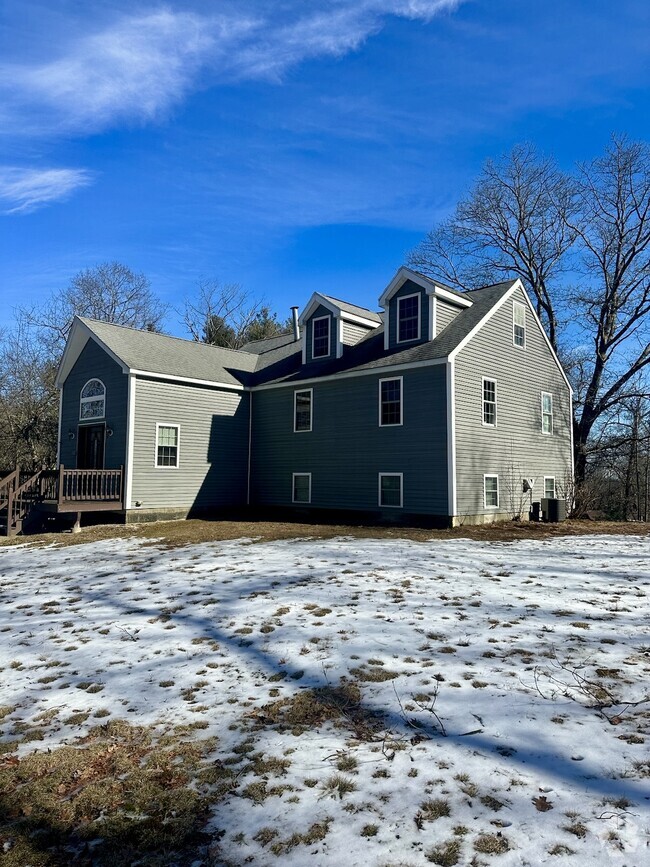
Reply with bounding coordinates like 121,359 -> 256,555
290,306 -> 300,342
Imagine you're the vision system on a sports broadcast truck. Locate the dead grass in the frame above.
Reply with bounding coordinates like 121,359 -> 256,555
0,719 -> 230,866
3,517 -> 648,550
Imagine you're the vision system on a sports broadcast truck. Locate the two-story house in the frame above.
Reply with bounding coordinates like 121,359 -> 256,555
50,266 -> 573,528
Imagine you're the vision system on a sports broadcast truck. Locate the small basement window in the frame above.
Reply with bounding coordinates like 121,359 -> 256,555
484,475 -> 499,508
379,377 -> 402,426
544,477 -> 556,499
379,473 -> 403,508
541,392 -> 553,434
294,389 -> 313,432
513,302 -> 526,348
292,473 -> 311,504
80,379 -> 105,420
482,378 -> 497,426
156,424 -> 179,468
397,294 -> 420,343
312,316 -> 330,358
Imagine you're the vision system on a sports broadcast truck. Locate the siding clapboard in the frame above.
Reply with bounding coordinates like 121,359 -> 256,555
131,377 -> 249,510
342,321 -> 371,346
251,365 -> 448,515
454,285 -> 572,518
436,299 -> 462,335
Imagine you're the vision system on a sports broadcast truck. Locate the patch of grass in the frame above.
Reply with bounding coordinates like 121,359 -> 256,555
241,780 -> 292,804
420,798 -> 451,820
361,823 -> 378,837
0,705 -> 15,721
257,682 -> 380,737
0,720 -> 226,866
350,666 -> 399,682
253,826 -> 278,846
426,839 -> 461,865
336,755 -> 358,772
269,819 -> 331,856
564,821 -> 588,838
320,774 -> 357,799
549,843 -> 576,856
473,833 -> 510,855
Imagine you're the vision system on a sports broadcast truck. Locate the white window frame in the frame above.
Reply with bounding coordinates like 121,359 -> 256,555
544,476 -> 556,499
484,474 -> 499,509
541,392 -> 553,435
292,472 -> 311,504
155,422 -> 180,469
482,377 -> 497,427
293,388 -> 313,433
396,293 -> 421,344
311,315 -> 330,359
378,376 -> 403,427
79,378 -> 106,421
513,301 -> 526,348
378,472 -> 403,508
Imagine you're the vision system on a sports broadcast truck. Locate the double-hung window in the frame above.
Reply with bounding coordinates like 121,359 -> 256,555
541,392 -> 553,434
379,377 -> 402,426
156,424 -> 179,468
482,378 -> 497,426
294,389 -> 312,432
513,302 -> 526,348
312,316 -> 330,358
397,294 -> 420,343
484,475 -> 499,508
292,473 -> 311,504
379,473 -> 403,508
80,379 -> 105,420
544,477 -> 556,499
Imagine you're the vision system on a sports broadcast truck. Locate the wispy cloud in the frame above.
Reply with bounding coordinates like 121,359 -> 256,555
1,2 -> 464,135
0,166 -> 93,213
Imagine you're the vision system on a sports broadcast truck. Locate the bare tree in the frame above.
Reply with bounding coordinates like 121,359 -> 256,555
20,262 -> 166,356
409,137 -> 650,501
408,143 -> 576,351
181,281 -> 290,349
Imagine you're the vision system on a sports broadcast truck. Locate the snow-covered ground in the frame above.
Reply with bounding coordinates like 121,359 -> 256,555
1,533 -> 649,865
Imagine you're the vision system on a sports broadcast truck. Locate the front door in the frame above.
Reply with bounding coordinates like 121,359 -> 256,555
77,424 -> 105,469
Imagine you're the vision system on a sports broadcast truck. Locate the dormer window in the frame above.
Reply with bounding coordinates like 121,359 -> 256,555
397,294 -> 420,343
312,316 -> 330,358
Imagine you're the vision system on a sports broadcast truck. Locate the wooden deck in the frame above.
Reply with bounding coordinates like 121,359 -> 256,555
1,466 -> 124,536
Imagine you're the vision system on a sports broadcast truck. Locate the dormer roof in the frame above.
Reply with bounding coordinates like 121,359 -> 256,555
378,266 -> 473,309
298,292 -> 381,328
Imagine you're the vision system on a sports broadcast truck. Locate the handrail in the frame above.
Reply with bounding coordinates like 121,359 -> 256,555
0,468 -> 19,510
57,465 -> 123,504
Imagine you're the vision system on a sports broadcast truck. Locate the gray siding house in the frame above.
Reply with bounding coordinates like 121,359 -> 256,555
54,266 -> 573,526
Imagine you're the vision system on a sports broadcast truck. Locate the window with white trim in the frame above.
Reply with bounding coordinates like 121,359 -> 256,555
379,377 -> 402,426
292,473 -> 311,504
80,379 -> 105,420
397,294 -> 420,342
484,475 -> 499,508
294,389 -> 312,432
544,477 -> 556,499
541,392 -> 553,434
312,316 -> 330,358
379,473 -> 403,508
513,301 -> 526,347
482,378 -> 497,426
156,424 -> 179,468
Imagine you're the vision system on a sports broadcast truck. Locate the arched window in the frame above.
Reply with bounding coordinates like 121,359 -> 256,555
80,379 -> 106,420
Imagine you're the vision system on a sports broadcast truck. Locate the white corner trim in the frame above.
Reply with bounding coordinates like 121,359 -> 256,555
124,374 -> 136,509
56,388 -> 63,466
446,360 -> 457,517
336,317 -> 343,359
247,390 -> 253,506
429,296 -> 437,340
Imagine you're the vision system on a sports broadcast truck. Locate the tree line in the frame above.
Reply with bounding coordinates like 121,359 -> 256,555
1,135 -> 648,518
0,265 -> 291,470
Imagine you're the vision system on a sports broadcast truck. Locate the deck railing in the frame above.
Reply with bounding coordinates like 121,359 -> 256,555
56,465 -> 123,504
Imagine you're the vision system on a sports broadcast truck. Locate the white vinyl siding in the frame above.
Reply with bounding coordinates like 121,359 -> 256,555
513,301 -> 526,348
482,378 -> 497,427
294,389 -> 313,432
379,473 -> 403,508
397,294 -> 420,343
155,423 -> 179,468
379,377 -> 402,426
484,474 -> 499,508
542,392 -> 553,434
292,473 -> 311,503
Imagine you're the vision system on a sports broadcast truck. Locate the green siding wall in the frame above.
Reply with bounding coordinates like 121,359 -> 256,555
59,339 -> 128,469
251,365 -> 448,516
130,377 -> 249,511
454,286 -> 572,519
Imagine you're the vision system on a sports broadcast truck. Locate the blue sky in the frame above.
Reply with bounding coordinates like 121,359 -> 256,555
1,0 -> 649,335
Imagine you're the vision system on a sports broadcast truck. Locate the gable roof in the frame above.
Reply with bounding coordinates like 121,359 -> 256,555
320,295 -> 382,323
56,317 -> 258,390
299,292 -> 381,326
379,266 -> 473,309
